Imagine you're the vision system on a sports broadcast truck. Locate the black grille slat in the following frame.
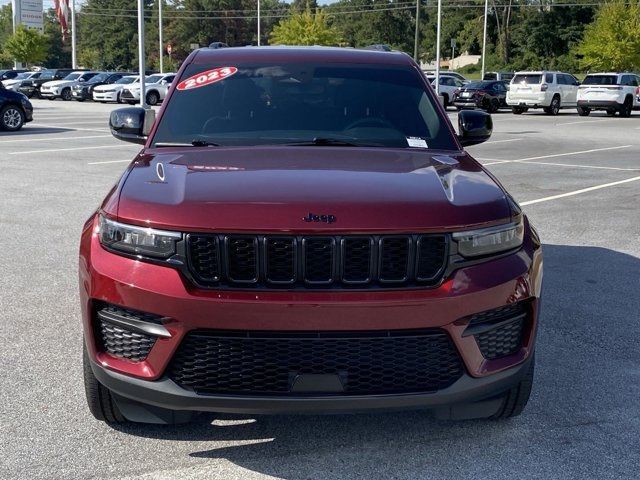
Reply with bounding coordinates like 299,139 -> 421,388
185,234 -> 448,289
303,238 -> 335,284
416,235 -> 447,281
476,317 -> 525,360
226,236 -> 258,283
95,304 -> 160,362
379,237 -> 410,282
342,238 -> 373,283
168,329 -> 464,396
266,237 -> 296,283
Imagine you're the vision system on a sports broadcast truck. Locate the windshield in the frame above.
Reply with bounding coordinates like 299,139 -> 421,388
151,62 -> 455,149
116,76 -> 137,84
40,70 -> 56,79
62,73 -> 82,81
512,74 -> 542,84
583,75 -> 618,85
88,73 -> 108,83
146,75 -> 164,84
15,72 -> 31,79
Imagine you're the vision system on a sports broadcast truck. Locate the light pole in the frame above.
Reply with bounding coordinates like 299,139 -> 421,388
158,0 -> 163,73
435,0 -> 442,94
257,0 -> 261,46
413,0 -> 420,62
71,0 -> 77,68
481,0 -> 488,80
138,0 -> 146,107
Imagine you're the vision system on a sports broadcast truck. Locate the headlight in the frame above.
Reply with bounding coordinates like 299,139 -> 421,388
98,215 -> 181,258
453,218 -> 524,257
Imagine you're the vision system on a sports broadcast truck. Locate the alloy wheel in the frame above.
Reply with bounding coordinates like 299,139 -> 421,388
2,107 -> 23,130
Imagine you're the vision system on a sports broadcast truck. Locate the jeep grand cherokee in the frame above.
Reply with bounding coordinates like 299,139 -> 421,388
80,47 -> 542,425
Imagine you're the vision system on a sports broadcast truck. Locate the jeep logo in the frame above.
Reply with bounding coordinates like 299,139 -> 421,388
303,212 -> 336,224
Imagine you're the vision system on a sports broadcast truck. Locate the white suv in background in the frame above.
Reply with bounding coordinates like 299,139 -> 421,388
576,73 -> 640,117
92,75 -> 140,103
426,74 -> 466,107
120,73 -> 176,106
507,71 -> 579,115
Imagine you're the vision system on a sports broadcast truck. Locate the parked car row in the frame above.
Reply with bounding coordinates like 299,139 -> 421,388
427,70 -> 640,117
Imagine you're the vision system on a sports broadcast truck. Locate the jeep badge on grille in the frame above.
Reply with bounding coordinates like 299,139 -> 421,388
303,212 -> 336,224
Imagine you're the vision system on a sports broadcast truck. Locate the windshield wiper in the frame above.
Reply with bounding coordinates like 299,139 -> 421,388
284,137 -> 382,147
154,139 -> 221,147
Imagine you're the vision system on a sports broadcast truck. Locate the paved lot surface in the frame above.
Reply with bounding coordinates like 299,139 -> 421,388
1,100 -> 639,480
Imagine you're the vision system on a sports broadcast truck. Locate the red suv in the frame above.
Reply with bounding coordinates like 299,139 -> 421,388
80,47 -> 542,425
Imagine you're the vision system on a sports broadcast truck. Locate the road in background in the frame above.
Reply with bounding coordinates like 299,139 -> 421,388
1,100 -> 639,480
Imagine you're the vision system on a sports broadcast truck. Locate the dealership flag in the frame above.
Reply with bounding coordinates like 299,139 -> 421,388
54,0 -> 70,40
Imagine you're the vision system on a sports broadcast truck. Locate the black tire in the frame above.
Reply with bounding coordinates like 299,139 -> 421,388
61,87 -> 72,101
75,98 -> 85,103
127,101 -> 136,105
619,97 -> 633,118
117,92 -> 122,104
491,356 -> 535,419
577,106 -> 590,116
512,106 -> 524,115
545,95 -> 560,116
442,93 -> 449,107
456,106 -> 463,111
146,91 -> 160,106
83,343 -> 127,424
488,98 -> 500,113
0,104 -> 25,131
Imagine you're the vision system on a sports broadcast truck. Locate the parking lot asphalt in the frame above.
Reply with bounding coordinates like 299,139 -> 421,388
1,100 -> 639,480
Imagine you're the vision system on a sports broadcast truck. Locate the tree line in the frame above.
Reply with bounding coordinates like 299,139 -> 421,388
1,0 -> 638,73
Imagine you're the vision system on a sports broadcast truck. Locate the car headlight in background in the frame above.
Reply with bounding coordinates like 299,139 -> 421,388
98,215 -> 181,258
453,218 -> 524,257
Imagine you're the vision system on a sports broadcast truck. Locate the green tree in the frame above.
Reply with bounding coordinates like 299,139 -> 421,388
577,0 -> 640,71
43,8 -> 72,68
4,25 -> 48,67
270,7 -> 341,46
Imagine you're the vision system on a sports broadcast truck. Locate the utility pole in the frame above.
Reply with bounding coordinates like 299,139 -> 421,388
158,0 -> 163,73
481,0 -> 488,80
413,0 -> 420,62
138,0 -> 146,107
435,0 -> 442,94
257,0 -> 261,46
71,0 -> 77,68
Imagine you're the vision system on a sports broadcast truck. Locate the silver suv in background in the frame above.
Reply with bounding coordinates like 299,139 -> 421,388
507,71 -> 579,115
576,73 -> 640,117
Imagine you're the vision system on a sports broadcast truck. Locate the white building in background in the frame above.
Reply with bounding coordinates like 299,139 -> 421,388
421,52 -> 481,71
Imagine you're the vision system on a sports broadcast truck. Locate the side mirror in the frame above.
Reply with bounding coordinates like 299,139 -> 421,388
457,109 -> 492,147
109,107 -> 156,145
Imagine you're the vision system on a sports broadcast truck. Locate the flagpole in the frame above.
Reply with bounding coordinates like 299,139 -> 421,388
435,0 -> 442,95
158,0 -> 163,73
71,0 -> 77,68
138,0 -> 146,107
481,0 -> 488,80
257,0 -> 261,46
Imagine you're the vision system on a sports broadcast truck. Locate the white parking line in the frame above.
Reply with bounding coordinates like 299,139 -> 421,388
0,134 -> 111,144
555,119 -> 609,126
521,175 -> 640,206
29,123 -> 108,132
513,145 -> 632,162
39,120 -> 108,125
87,159 -> 132,165
8,144 -> 137,155
483,138 -> 523,144
517,160 -> 640,172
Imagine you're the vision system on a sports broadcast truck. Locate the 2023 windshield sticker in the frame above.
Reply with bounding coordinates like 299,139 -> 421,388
176,67 -> 238,91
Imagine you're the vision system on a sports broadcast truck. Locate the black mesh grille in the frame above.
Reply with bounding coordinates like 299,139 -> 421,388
168,329 -> 464,396
468,302 -> 528,360
342,238 -> 372,283
379,237 -> 410,282
186,234 -> 448,289
476,318 -> 525,360
96,304 -> 160,362
227,237 -> 258,282
304,238 -> 334,283
266,237 -> 296,283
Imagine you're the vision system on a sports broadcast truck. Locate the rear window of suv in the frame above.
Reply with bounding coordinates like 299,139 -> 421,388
512,74 -> 542,84
152,62 -> 455,150
583,75 -> 619,85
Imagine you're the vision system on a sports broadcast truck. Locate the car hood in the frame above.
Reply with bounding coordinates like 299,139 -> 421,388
43,79 -> 76,88
114,147 -> 512,232
2,79 -> 21,87
94,84 -> 125,92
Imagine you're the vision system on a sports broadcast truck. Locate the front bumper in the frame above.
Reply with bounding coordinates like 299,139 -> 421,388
72,89 -> 91,100
80,214 -> 543,414
39,89 -> 60,98
93,91 -> 119,102
18,85 -> 37,96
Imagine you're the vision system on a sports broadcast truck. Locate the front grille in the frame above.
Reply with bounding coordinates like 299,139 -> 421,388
466,302 -> 528,360
186,234 -> 448,289
168,329 -> 464,396
95,304 -> 161,362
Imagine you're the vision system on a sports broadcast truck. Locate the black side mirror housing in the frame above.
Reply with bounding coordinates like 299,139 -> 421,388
457,109 -> 493,147
109,107 -> 155,145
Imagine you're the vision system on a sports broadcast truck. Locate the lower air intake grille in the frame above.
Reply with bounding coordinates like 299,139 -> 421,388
168,329 -> 464,396
95,304 -> 160,362
467,302 -> 528,360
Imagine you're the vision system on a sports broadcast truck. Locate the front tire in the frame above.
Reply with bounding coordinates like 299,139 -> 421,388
619,97 -> 633,118
61,87 -> 72,101
488,98 -> 500,113
491,356 -> 535,419
512,106 -> 525,115
83,344 -> 127,424
146,91 -> 160,106
0,105 -> 25,131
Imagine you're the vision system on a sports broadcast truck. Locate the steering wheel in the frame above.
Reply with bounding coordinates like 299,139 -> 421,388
344,117 -> 395,131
